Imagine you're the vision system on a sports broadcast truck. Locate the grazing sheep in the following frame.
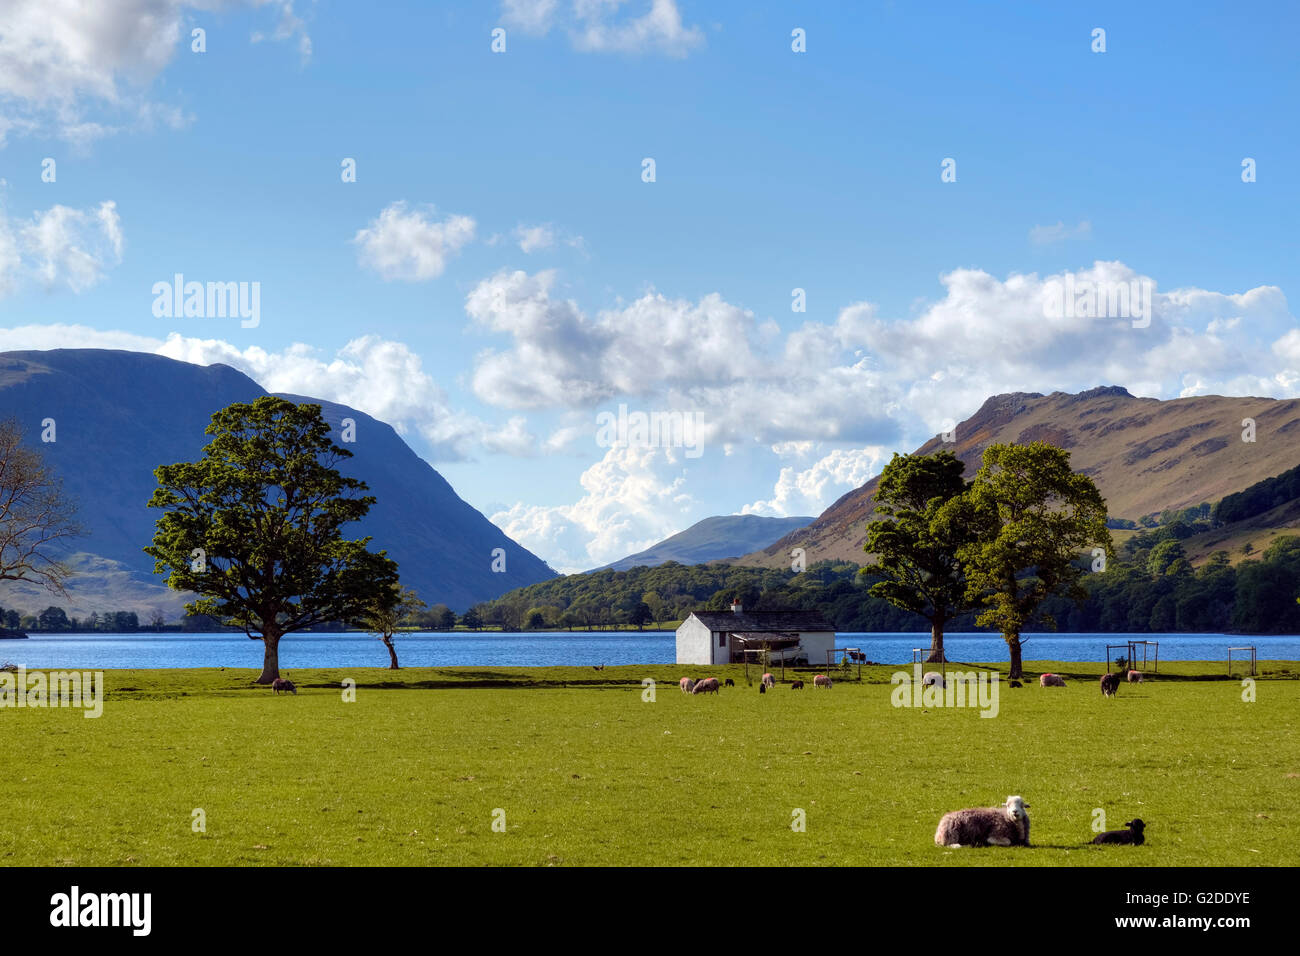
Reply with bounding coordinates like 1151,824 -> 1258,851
761,673 -> 775,689
813,674 -> 832,689
922,671 -> 945,688
1008,680 -> 1022,688
724,678 -> 735,687
692,677 -> 720,695
271,677 -> 297,696
935,795 -> 1030,848
1127,670 -> 1144,683
1100,673 -> 1121,698
1039,673 -> 1066,687
759,683 -> 766,694
679,677 -> 696,694
1092,819 -> 1146,845
790,680 -> 804,690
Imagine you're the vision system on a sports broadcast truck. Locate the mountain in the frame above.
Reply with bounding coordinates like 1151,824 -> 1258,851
737,386 -> 1300,568
0,349 -> 556,614
597,514 -> 813,572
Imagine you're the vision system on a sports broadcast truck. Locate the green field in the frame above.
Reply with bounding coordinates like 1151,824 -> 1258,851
2,661 -> 1297,866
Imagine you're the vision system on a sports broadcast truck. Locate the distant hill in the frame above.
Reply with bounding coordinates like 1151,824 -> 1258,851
597,514 -> 813,571
737,386 -> 1300,568
0,349 -> 556,615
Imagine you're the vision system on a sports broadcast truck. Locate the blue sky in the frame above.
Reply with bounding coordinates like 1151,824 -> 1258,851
1,0 -> 1298,572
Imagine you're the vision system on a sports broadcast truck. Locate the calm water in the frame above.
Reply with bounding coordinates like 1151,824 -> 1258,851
2,631 -> 1298,670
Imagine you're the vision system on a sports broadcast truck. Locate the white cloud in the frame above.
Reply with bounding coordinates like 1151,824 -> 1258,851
743,446 -> 889,517
514,223 -> 555,253
0,1 -> 310,146
1029,219 -> 1092,244
490,443 -> 696,572
501,0 -> 704,56
0,199 -> 123,294
353,202 -> 476,282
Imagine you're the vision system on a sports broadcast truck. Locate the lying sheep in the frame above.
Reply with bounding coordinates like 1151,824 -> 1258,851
1092,818 -> 1145,845
761,673 -> 775,689
271,677 -> 297,695
813,674 -> 833,689
1100,672 -> 1121,698
1127,670 -> 1144,683
692,677 -> 720,695
679,677 -> 696,694
1039,673 -> 1066,687
922,671 -> 945,688
935,795 -> 1030,848
790,680 -> 804,690
1008,680 -> 1022,688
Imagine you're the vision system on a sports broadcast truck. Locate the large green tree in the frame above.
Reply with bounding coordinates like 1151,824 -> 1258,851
0,418 -> 81,595
958,441 -> 1113,679
863,450 -> 975,662
145,397 -> 399,683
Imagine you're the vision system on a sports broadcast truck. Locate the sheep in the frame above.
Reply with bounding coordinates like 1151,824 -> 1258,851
759,682 -> 766,694
679,677 -> 696,694
1127,670 -> 1144,683
724,678 -> 735,687
790,680 -> 804,690
1092,818 -> 1145,846
935,795 -> 1030,848
271,677 -> 297,696
1008,680 -> 1022,688
813,674 -> 833,689
761,673 -> 775,689
692,677 -> 720,695
1039,673 -> 1066,687
922,671 -> 945,688
1100,673 -> 1121,698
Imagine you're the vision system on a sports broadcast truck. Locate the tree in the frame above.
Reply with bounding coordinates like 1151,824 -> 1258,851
0,419 -> 81,595
38,605 -> 70,631
145,397 -> 399,683
460,607 -> 483,630
362,585 -> 424,669
1147,539 -> 1188,576
630,601 -> 653,629
863,451 -> 975,662
959,442 -> 1113,679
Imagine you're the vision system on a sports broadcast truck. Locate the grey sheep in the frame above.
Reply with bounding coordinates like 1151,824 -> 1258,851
935,795 -> 1030,848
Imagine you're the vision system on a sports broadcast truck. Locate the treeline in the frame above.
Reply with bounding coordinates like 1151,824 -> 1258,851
0,605 -> 161,632
470,537 -> 1300,635
1213,463 -> 1300,526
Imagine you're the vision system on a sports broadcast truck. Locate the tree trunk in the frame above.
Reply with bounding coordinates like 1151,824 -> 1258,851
254,631 -> 281,684
926,618 -> 947,663
383,634 -> 399,669
1007,632 -> 1024,680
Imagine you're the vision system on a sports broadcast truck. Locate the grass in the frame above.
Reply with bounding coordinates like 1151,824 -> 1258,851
2,660 -> 1297,866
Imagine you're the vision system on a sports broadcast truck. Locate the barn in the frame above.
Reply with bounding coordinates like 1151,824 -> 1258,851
675,599 -> 837,666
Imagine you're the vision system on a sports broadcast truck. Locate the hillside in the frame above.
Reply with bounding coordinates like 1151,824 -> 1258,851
738,386 -> 1300,568
0,349 -> 556,615
596,514 -> 812,572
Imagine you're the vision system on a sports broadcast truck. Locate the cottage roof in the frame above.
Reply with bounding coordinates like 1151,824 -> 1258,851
689,610 -> 836,632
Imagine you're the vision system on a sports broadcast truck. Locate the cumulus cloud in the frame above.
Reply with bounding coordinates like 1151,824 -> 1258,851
490,443 -> 697,573
0,199 -> 123,294
742,446 -> 889,518
353,202 -> 476,281
501,0 -> 704,56
0,0 -> 310,146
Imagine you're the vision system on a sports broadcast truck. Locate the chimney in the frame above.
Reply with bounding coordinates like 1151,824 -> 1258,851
730,597 -> 742,614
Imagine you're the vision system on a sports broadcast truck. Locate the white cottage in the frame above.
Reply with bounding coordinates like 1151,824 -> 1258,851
675,599 -> 837,666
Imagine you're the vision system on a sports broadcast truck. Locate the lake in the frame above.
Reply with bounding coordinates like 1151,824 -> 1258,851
3,631 -> 1298,669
